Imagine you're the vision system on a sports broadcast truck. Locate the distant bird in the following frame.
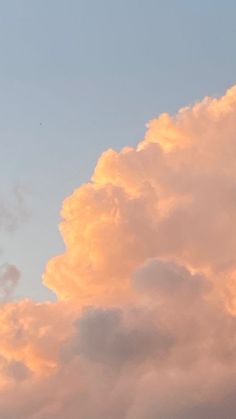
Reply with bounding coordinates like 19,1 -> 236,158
40,122 -> 42,126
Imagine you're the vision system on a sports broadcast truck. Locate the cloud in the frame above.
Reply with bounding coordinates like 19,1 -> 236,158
70,305 -> 174,367
2,86 -> 236,417
42,87 -> 236,309
0,186 -> 29,304
0,185 -> 28,233
133,258 -> 210,299
0,264 -> 20,302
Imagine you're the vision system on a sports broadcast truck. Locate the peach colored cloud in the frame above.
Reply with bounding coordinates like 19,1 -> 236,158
2,86 -> 236,418
44,85 -> 236,308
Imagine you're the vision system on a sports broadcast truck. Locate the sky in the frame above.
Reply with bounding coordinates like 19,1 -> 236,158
2,2 -> 236,417
1,0 -> 236,300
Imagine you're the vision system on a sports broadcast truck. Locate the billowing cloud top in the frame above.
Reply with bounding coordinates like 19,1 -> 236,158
1,86 -> 236,418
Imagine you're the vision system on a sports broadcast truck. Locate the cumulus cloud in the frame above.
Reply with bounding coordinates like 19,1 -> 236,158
42,86 -> 236,309
1,86 -> 236,417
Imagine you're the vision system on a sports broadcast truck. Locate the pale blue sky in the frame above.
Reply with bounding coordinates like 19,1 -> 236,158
1,0 -> 236,300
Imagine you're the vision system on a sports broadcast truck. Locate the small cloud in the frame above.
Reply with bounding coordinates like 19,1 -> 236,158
0,185 -> 29,233
0,264 -> 20,302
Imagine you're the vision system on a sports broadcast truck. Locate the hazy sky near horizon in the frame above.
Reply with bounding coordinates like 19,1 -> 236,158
1,0 -> 236,300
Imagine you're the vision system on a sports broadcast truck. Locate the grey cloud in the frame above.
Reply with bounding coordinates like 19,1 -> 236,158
0,186 -> 28,232
70,306 -> 174,367
0,264 -> 20,302
133,259 -> 210,301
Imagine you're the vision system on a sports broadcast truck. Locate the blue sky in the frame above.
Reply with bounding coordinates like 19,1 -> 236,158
1,0 -> 236,300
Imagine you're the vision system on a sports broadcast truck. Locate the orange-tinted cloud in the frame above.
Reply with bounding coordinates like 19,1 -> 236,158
2,86 -> 236,417
44,85 -> 236,308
